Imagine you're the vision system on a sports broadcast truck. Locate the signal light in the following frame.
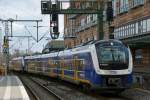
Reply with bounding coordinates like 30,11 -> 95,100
52,13 -> 58,21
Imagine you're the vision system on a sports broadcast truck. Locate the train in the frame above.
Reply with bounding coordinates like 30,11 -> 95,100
11,39 -> 133,91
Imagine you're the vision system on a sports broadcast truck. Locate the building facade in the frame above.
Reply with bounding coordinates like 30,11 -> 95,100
64,14 -> 98,48
64,0 -> 111,48
112,0 -> 150,68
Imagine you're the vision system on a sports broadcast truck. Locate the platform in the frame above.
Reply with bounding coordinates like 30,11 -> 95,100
0,75 -> 30,100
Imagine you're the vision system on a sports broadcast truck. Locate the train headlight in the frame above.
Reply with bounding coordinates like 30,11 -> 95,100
110,42 -> 113,46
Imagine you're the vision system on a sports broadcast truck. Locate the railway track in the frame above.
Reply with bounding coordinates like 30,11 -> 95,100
30,77 -> 64,100
20,77 -> 40,100
28,75 -> 130,100
19,75 -> 63,100
18,73 -> 150,100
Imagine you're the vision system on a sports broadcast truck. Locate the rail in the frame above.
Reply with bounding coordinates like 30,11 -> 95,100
19,75 -> 63,100
20,76 -> 40,100
30,77 -> 64,100
17,73 -> 150,100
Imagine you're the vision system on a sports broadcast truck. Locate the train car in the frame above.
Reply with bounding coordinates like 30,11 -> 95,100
11,57 -> 24,71
11,39 -> 133,91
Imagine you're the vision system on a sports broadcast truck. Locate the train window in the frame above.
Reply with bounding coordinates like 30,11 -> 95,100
60,60 -> 64,68
96,42 -> 129,65
60,57 -> 65,68
48,60 -> 53,67
74,59 -> 85,71
80,60 -> 85,67
102,48 -> 125,63
63,59 -> 70,70
54,60 -> 59,67
56,60 -> 61,68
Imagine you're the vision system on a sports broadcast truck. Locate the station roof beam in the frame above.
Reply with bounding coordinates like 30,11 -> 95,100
41,0 -> 102,14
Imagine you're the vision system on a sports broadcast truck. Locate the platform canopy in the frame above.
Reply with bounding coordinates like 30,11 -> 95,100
121,32 -> 150,48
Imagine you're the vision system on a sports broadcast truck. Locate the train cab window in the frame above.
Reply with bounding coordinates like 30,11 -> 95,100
96,43 -> 128,63
95,41 -> 129,70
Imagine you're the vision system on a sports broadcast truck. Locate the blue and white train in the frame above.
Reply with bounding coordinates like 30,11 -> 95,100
11,39 -> 133,91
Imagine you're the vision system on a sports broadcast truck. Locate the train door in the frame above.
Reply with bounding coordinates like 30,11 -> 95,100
56,59 -> 61,77
60,57 -> 65,79
21,56 -> 25,72
73,55 -> 85,81
48,58 -> 55,77
73,55 -> 78,81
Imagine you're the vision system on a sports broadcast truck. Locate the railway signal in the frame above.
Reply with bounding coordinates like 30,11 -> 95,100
41,0 -> 104,40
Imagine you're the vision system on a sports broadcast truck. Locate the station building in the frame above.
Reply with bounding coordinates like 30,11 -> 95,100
112,0 -> 150,69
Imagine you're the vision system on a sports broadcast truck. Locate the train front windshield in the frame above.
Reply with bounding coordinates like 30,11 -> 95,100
95,41 -> 129,70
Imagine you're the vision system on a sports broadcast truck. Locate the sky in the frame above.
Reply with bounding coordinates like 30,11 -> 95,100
0,0 -> 67,54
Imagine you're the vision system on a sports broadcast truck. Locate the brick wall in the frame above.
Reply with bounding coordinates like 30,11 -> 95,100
113,0 -> 150,27
113,0 -> 150,68
64,0 -> 108,48
142,47 -> 150,67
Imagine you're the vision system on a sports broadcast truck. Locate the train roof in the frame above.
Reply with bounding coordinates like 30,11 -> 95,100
12,57 -> 23,60
12,39 -> 123,60
24,43 -> 93,60
94,39 -> 122,44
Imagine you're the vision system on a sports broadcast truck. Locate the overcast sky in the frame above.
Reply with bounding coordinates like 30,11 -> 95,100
0,0 -> 66,54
